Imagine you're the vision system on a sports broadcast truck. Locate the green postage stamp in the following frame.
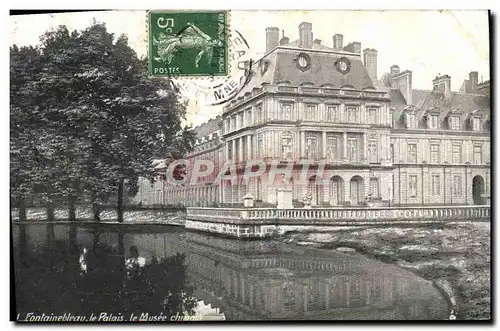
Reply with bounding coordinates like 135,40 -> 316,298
148,11 -> 229,77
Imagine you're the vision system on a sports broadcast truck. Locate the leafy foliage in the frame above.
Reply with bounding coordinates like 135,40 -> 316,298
10,22 -> 196,218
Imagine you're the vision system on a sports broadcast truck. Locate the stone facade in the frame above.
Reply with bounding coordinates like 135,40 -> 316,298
137,22 -> 490,208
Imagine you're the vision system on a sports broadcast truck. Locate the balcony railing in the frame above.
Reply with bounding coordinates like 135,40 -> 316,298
225,85 -> 390,112
186,205 -> 490,225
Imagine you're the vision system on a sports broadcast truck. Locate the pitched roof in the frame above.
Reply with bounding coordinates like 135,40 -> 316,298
412,89 -> 433,108
460,79 -> 472,93
418,91 -> 490,112
193,115 -> 221,138
235,46 -> 375,98
390,88 -> 490,129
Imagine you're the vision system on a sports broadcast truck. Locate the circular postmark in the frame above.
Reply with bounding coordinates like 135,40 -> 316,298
164,28 -> 256,106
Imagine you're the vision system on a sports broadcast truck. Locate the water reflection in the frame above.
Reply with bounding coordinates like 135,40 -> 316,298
182,233 -> 448,320
12,224 -> 449,321
14,225 -> 196,319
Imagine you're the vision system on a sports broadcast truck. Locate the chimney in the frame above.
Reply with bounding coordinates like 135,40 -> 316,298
469,71 -> 478,92
363,48 -> 378,82
391,70 -> 413,105
298,22 -> 313,49
333,33 -> 343,51
279,36 -> 290,45
476,80 -> 490,96
265,27 -> 280,52
343,42 -> 361,54
433,74 -> 452,99
313,39 -> 322,46
390,65 -> 400,75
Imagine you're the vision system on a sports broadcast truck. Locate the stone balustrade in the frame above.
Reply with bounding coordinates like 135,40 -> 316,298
187,205 -> 490,225
185,205 -> 490,238
225,85 -> 390,111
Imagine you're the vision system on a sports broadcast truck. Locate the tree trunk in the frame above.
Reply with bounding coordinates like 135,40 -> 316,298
91,191 -> 101,222
47,199 -> 55,222
18,198 -> 27,222
93,203 -> 101,222
117,179 -> 124,223
68,194 -> 76,222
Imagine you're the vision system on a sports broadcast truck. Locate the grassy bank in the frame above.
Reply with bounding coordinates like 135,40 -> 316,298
283,221 -> 490,320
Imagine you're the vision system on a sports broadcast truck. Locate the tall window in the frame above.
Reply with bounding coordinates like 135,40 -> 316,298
241,138 -> 247,160
368,139 -> 378,163
326,136 -> 338,161
281,136 -> 293,160
326,105 -> 338,122
347,106 -> 358,123
390,143 -> 395,162
472,118 -> 481,131
231,116 -> 236,131
280,103 -> 292,120
306,136 -> 318,160
431,175 -> 440,195
225,119 -> 230,133
306,104 -> 318,121
347,138 -> 358,162
474,145 -> 483,164
430,143 -> 440,163
250,135 -> 255,158
238,113 -> 244,129
452,143 -> 462,163
246,109 -> 252,126
370,178 -> 380,198
450,116 -> 460,130
235,139 -> 240,162
409,175 -> 418,198
257,134 -> 263,155
390,109 -> 395,127
368,108 -> 378,125
407,143 -> 417,163
453,175 -> 462,196
256,105 -> 263,124
228,142 -> 233,160
429,114 -> 439,129
407,113 -> 416,128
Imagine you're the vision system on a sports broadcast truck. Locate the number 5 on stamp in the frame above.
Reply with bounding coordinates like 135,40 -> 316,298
148,11 -> 229,77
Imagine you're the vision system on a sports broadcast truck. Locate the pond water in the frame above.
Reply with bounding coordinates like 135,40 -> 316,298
12,224 -> 449,321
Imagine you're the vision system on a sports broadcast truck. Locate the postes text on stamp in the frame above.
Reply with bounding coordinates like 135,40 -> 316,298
148,11 -> 229,77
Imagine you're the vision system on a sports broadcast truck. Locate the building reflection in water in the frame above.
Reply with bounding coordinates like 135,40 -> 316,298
13,224 -> 449,321
123,231 -> 449,320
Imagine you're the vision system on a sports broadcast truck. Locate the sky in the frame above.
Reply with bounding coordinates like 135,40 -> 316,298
10,10 -> 490,126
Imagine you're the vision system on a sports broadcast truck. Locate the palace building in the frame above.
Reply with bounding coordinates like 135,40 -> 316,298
136,22 -> 491,208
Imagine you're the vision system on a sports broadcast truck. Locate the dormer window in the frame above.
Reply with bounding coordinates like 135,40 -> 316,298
406,113 -> 417,129
472,117 -> 481,131
428,114 -> 439,129
450,116 -> 460,130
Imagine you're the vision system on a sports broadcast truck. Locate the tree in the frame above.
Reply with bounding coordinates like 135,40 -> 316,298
17,22 -> 195,222
10,45 -> 44,221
